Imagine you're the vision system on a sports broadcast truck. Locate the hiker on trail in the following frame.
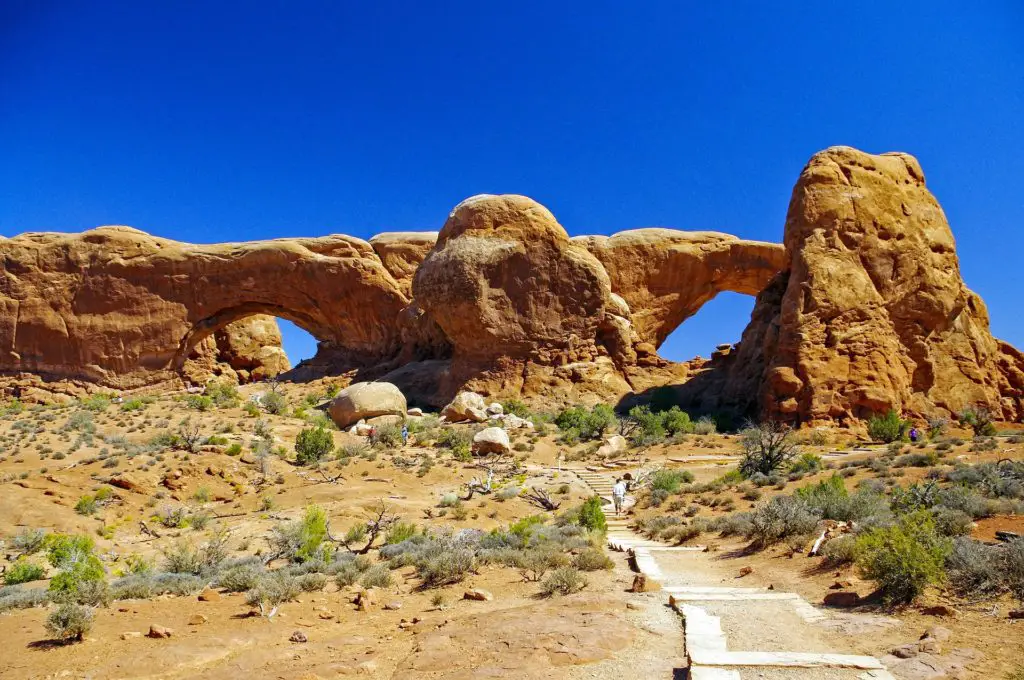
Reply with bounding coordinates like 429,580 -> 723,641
401,423 -> 409,444
909,427 -> 919,443
612,478 -> 628,515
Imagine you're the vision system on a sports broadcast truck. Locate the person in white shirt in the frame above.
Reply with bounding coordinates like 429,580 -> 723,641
612,478 -> 628,515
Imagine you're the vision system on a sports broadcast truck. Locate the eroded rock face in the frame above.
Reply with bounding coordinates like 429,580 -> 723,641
184,315 -> 291,384
0,227 -> 410,389
696,146 -> 1024,423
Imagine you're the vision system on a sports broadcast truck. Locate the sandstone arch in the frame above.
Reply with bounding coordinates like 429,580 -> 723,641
574,229 -> 786,349
0,226 -> 413,388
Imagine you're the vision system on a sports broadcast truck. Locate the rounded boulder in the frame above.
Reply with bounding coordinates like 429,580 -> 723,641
472,426 -> 511,456
328,382 -> 407,429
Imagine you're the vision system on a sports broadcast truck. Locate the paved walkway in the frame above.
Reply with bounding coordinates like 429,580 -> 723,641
566,468 -> 896,680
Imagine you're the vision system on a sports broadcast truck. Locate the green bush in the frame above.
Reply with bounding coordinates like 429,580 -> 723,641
46,603 -> 93,642
789,452 -> 823,474
555,404 -> 617,441
795,474 -> 848,519
649,468 -> 694,494
501,400 -> 532,419
959,406 -> 997,436
739,422 -> 799,477
417,548 -> 475,587
74,495 -> 98,516
205,381 -> 240,407
186,395 -> 213,411
747,496 -> 818,547
4,560 -> 45,585
576,497 -> 607,533
820,534 -> 856,566
867,410 -> 909,443
269,505 -> 333,563
539,566 -> 587,596
261,391 -> 288,415
855,510 -> 951,604
295,425 -> 334,465
661,406 -> 694,436
573,547 -> 613,571
369,422 -> 404,449
626,405 -> 665,444
386,521 -> 418,545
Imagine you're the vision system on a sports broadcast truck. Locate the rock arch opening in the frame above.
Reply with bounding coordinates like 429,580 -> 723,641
656,291 -> 757,362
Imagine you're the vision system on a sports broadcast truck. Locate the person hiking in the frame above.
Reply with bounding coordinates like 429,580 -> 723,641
612,478 -> 628,515
401,423 -> 409,444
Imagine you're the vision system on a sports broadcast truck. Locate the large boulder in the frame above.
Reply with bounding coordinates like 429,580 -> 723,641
443,391 -> 489,423
472,427 -> 511,455
328,382 -> 407,428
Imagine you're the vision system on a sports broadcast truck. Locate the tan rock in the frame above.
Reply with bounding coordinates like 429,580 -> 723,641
471,427 -> 510,456
147,624 -> 173,638
630,574 -> 660,593
197,587 -> 220,602
442,391 -> 489,422
188,614 -> 208,626
328,382 -> 407,428
463,588 -> 493,601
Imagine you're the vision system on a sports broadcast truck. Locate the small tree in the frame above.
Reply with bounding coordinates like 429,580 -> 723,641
738,421 -> 799,477
295,425 -> 334,466
576,496 -> 607,534
867,410 -> 909,443
959,406 -> 997,436
46,603 -> 93,642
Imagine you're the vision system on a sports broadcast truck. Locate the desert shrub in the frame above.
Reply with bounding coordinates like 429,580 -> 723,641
661,523 -> 703,544
161,531 -> 228,576
661,406 -> 694,436
693,416 -> 717,435
386,521 -> 418,545
649,468 -> 694,495
1006,538 -> 1024,605
296,572 -> 328,592
945,537 -> 1004,597
270,505 -> 332,563
575,496 -> 607,533
573,547 -> 613,571
12,528 -> 47,555
959,406 -> 997,436
890,481 -> 940,513
930,507 -> 973,537
747,496 -> 818,547
539,566 -> 587,596
739,422 -> 799,477
501,400 -> 532,419
555,404 -> 617,441
216,563 -> 265,592
417,548 -> 475,587
45,534 -> 107,604
186,394 -> 213,411
894,451 -> 939,468
789,452 -> 823,474
246,572 -> 300,615
795,474 -> 847,517
0,585 -> 49,613
205,381 -> 239,407
936,484 -> 990,517
820,534 -> 856,566
369,422 -> 403,449
261,391 -> 287,415
46,603 -> 93,642
82,394 -> 111,412
854,510 -> 951,604
295,425 -> 334,465
4,560 -> 45,585
359,564 -> 393,588
867,410 -> 909,443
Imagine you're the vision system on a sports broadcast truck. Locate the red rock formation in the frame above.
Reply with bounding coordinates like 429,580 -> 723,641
184,315 -> 291,384
695,147 -> 1024,424
0,227 -> 409,389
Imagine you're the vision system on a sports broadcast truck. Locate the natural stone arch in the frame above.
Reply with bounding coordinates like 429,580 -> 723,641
171,303 -> 326,371
0,226 -> 414,388
574,229 -> 786,349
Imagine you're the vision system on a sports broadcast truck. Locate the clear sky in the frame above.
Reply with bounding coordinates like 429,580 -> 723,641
2,2 -> 1022,365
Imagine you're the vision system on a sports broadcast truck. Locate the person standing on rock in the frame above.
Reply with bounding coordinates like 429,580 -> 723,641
612,478 -> 627,515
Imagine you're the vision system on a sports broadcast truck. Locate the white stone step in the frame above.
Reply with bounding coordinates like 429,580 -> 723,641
688,650 -> 885,670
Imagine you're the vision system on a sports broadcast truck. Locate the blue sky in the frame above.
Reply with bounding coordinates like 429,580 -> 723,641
2,2 -> 1022,365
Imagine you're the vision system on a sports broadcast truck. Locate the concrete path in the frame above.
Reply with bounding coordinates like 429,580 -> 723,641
567,467 -> 896,680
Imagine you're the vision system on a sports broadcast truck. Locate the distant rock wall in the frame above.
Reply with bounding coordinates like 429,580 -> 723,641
1,146 -> 1019,422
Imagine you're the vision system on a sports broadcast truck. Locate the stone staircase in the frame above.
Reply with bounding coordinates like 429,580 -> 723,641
573,468 -> 895,680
